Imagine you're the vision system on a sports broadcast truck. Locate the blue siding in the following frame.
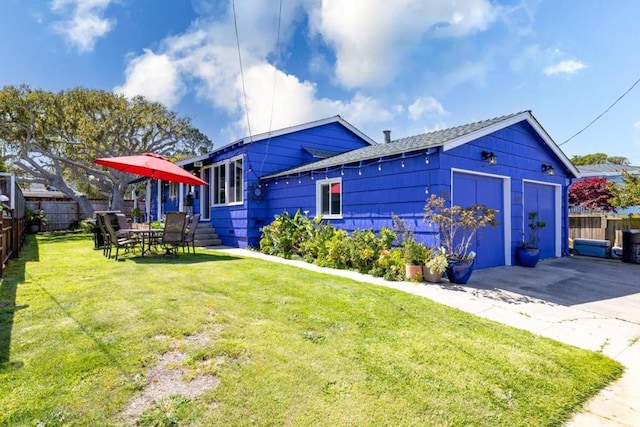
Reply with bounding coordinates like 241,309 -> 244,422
256,120 -> 572,268
211,121 -> 371,248
258,153 -> 442,248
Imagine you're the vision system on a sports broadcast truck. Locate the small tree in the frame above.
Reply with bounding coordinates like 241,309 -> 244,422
423,194 -> 498,260
569,177 -> 617,212
522,212 -> 546,249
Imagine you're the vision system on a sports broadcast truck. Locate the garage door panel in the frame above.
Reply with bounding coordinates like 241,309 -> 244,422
453,173 -> 505,269
524,182 -> 556,259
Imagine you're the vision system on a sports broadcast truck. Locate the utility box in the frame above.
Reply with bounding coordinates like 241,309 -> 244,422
622,230 -> 640,264
573,238 -> 611,258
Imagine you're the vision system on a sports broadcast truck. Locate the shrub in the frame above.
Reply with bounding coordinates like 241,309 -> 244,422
371,248 -> 405,281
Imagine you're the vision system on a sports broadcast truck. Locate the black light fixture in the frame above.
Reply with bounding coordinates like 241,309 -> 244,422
542,164 -> 555,176
482,151 -> 497,165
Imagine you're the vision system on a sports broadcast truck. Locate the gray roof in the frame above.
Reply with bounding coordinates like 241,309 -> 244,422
302,146 -> 341,159
264,110 -> 537,178
577,163 -> 640,177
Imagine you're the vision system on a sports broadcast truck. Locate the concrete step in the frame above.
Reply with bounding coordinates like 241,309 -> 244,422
193,238 -> 223,247
193,222 -> 222,247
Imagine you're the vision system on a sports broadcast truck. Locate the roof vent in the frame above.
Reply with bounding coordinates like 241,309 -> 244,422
383,130 -> 391,144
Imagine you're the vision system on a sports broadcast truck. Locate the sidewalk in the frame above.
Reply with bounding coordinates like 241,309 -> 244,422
213,248 -> 640,426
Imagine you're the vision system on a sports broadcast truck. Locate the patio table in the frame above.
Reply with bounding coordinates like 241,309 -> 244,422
128,228 -> 164,257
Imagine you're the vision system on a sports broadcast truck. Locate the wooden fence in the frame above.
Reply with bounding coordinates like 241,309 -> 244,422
569,214 -> 640,247
26,200 -> 136,232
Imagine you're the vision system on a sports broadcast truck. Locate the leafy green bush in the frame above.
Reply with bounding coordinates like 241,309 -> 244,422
371,248 -> 405,281
260,211 -> 405,279
260,210 -> 314,259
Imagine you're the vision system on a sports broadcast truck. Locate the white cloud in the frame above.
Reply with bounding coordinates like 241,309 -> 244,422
408,97 -> 446,121
114,0 -> 398,139
50,0 -> 115,53
113,50 -> 185,107
543,60 -> 587,76
232,63 -> 392,136
309,0 -> 498,88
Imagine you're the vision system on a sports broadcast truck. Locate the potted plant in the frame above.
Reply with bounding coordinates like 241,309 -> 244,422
516,211 -> 546,267
26,208 -> 48,233
403,237 -> 426,281
131,206 -> 142,223
423,246 -> 448,283
423,194 -> 498,284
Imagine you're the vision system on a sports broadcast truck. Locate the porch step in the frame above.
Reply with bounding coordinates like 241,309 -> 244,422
193,222 -> 222,247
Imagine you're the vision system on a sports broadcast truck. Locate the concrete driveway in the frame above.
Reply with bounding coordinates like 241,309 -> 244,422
471,256 -> 640,324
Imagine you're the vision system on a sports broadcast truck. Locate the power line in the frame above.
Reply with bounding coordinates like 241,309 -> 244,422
559,76 -> 640,146
232,0 -> 252,140
259,0 -> 283,177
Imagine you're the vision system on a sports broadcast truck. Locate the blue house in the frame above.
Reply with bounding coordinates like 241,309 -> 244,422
158,110 -> 578,270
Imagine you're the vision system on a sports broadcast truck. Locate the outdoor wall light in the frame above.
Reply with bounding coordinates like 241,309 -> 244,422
542,164 -> 555,176
481,151 -> 497,165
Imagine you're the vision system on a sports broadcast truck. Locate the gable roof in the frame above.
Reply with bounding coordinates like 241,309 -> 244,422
577,163 -> 640,177
264,110 -> 579,178
176,116 -> 376,167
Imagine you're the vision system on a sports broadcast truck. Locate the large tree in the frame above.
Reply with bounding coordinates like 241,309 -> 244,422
0,85 -> 212,216
569,177 -> 618,212
571,153 -> 630,166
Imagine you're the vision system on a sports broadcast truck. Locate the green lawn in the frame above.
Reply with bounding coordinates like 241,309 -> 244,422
0,234 -> 623,426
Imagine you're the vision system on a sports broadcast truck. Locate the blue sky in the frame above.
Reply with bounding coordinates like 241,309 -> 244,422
2,0 -> 640,165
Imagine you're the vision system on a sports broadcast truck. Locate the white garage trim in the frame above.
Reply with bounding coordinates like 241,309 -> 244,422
452,168 -> 512,266
522,179 -> 562,257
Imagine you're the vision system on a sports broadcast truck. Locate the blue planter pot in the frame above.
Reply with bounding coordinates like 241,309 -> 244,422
445,258 -> 474,284
516,247 -> 540,267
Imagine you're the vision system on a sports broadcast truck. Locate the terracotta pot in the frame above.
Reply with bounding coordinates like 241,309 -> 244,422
422,267 -> 443,283
405,264 -> 423,281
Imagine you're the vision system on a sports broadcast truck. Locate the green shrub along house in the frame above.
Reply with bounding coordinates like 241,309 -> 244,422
157,111 -> 578,269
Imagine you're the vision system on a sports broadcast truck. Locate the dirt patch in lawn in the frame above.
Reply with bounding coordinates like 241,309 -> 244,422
121,331 -> 219,424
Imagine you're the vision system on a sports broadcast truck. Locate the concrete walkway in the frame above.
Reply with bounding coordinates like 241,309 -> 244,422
212,248 -> 640,426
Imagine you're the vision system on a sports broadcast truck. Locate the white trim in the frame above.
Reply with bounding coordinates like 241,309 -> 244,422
315,177 -> 343,219
214,116 -> 377,153
178,183 -> 184,211
212,155 -> 244,207
522,179 -> 562,257
200,166 -> 211,221
155,180 -> 161,221
176,153 -> 210,167
451,168 -> 511,266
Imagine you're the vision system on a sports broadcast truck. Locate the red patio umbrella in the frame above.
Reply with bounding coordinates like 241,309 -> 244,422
94,153 -> 208,227
93,153 -> 208,186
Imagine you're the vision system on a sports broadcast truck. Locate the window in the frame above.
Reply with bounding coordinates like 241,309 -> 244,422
213,156 -> 243,206
229,157 -> 243,203
213,163 -> 226,205
317,178 -> 342,218
169,182 -> 177,201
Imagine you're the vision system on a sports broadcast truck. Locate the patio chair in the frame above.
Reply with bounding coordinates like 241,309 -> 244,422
95,214 -> 112,257
102,213 -> 140,260
158,211 -> 187,257
115,213 -> 131,238
182,213 -> 200,253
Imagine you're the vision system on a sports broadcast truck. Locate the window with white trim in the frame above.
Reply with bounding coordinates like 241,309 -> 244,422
317,178 -> 342,218
213,156 -> 243,206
